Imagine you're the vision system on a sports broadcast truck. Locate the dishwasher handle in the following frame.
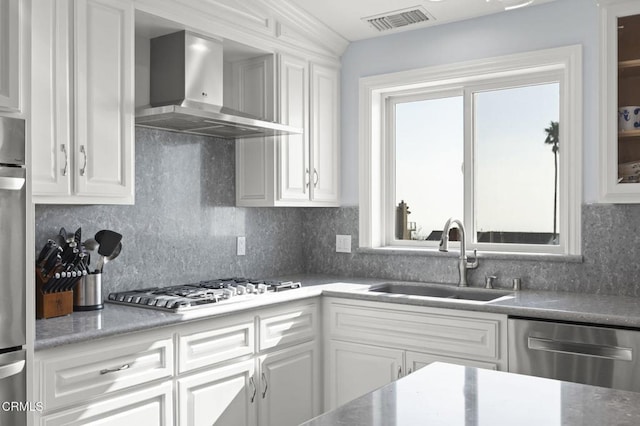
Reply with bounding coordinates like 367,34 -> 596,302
528,336 -> 633,361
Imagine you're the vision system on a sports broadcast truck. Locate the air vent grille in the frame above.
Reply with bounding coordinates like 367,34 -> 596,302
364,6 -> 433,32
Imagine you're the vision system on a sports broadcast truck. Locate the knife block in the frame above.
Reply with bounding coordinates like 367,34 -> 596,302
35,269 -> 73,319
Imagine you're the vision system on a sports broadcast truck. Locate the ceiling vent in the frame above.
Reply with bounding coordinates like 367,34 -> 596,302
363,6 -> 434,32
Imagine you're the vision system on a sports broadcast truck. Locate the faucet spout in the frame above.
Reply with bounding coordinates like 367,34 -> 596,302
439,218 -> 478,287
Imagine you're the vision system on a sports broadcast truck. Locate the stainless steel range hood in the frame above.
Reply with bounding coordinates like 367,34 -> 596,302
135,31 -> 302,139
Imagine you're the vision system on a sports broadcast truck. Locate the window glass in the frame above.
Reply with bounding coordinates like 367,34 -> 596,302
395,96 -> 464,241
474,83 -> 560,245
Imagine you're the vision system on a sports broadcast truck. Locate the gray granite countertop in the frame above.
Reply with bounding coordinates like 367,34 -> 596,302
36,274 -> 640,350
302,362 -> 640,426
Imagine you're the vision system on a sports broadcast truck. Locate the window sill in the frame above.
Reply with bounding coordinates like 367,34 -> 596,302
356,246 -> 583,263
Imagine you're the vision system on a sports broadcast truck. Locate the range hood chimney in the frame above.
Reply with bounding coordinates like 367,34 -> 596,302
135,31 -> 302,139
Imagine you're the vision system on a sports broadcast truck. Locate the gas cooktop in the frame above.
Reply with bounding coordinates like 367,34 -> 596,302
107,277 -> 302,312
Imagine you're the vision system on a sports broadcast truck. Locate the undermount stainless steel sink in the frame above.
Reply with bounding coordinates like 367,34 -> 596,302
368,283 -> 513,302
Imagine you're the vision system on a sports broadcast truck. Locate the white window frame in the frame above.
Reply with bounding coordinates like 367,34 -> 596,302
359,45 -> 582,256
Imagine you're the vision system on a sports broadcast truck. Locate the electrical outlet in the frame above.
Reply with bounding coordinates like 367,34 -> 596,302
237,236 -> 246,256
336,235 -> 351,253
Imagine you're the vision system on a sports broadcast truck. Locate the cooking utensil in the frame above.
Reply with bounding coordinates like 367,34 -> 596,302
83,238 -> 98,251
100,242 -> 122,272
74,227 -> 82,248
94,230 -> 122,272
36,240 -> 55,265
94,230 -> 122,256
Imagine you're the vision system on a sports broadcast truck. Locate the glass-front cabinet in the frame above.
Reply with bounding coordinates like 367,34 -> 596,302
600,0 -> 640,202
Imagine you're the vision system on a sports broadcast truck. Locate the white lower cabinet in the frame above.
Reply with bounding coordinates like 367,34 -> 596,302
35,299 -> 321,426
38,381 -> 173,426
323,298 -> 508,409
259,341 -> 321,426
34,296 -> 509,424
177,341 -> 320,426
178,359 -> 257,426
327,340 -> 404,408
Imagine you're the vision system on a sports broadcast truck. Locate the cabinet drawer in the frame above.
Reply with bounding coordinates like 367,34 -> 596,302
178,317 -> 255,373
259,301 -> 319,351
38,381 -> 173,426
326,300 -> 505,361
37,334 -> 173,410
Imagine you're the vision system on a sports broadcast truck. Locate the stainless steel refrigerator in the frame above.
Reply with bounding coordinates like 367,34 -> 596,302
0,117 -> 26,425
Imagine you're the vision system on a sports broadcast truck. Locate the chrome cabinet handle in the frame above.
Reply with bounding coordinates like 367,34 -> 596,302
397,366 -> 402,379
80,145 -> 87,176
249,376 -> 257,403
99,363 -> 130,375
313,168 -> 319,188
305,168 -> 310,188
261,372 -> 268,398
61,144 -> 68,176
0,360 -> 25,380
528,337 -> 633,361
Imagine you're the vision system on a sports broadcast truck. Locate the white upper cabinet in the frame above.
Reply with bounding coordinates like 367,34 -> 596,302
31,0 -> 134,204
278,54 -> 310,203
599,0 -> 640,202
235,53 -> 340,207
310,62 -> 340,203
0,0 -> 20,112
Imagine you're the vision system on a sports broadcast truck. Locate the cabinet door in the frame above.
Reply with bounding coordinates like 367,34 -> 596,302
259,341 -> 320,426
600,2 -> 640,202
38,381 -> 173,426
74,0 -> 134,202
310,63 -> 340,204
234,55 -> 276,206
326,340 -> 404,409
31,0 -> 73,197
405,351 -> 497,376
277,54 -> 309,202
177,359 -> 258,426
0,0 -> 20,112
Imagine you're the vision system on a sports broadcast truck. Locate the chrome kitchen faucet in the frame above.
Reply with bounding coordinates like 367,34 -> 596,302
438,218 -> 478,287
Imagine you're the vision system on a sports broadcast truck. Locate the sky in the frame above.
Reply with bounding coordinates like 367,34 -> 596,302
395,82 -> 560,239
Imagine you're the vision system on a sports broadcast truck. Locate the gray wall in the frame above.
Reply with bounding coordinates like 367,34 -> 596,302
35,128 -> 306,294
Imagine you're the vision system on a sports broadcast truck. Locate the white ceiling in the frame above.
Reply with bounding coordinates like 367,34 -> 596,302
292,0 -> 558,41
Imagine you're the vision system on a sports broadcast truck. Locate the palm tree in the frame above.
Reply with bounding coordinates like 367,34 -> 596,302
544,121 -> 559,243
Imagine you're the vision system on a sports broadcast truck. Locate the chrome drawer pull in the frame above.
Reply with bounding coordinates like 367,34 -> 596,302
80,145 -> 87,176
250,376 -> 257,403
61,144 -> 68,176
528,337 -> 633,361
99,363 -> 130,375
261,372 -> 268,398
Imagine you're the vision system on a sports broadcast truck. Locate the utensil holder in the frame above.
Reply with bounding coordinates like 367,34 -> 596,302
74,273 -> 103,311
35,269 -> 73,319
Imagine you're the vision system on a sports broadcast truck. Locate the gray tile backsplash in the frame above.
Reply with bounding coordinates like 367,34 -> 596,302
301,205 -> 640,297
35,128 -> 640,298
35,128 -> 305,294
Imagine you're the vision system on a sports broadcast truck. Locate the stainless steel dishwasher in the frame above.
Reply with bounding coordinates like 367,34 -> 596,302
508,318 -> 640,392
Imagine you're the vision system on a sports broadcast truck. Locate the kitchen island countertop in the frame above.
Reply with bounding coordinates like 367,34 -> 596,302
302,362 -> 640,426
36,274 -> 640,350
